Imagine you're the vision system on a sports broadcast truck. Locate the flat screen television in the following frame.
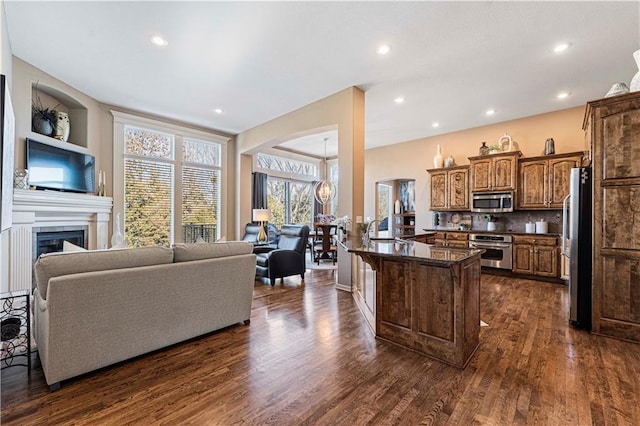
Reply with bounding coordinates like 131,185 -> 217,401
26,138 -> 95,193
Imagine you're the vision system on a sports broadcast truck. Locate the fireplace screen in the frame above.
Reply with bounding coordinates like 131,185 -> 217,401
32,226 -> 88,261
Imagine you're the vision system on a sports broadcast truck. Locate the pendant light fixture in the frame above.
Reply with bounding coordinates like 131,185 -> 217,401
314,137 -> 336,205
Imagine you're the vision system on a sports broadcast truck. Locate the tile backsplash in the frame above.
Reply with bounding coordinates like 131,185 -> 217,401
435,210 -> 564,234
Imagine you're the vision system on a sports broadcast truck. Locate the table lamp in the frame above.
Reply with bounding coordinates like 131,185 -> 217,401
252,209 -> 271,244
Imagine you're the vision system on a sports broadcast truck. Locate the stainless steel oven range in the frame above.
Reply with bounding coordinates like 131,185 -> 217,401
468,233 -> 513,270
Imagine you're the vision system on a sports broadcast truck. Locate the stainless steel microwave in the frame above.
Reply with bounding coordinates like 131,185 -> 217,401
471,191 -> 514,213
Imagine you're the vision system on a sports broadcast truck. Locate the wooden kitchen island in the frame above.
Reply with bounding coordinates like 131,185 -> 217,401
341,237 -> 483,368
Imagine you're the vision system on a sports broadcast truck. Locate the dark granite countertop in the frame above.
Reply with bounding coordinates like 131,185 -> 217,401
337,236 -> 484,264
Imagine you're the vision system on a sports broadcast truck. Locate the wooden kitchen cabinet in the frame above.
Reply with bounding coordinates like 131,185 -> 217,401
585,92 -> 640,343
512,235 -> 559,278
433,231 -> 468,248
407,234 -> 436,244
469,151 -> 521,192
518,152 -> 584,209
427,166 -> 470,211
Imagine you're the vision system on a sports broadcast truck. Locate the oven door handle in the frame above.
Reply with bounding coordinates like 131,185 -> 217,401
469,242 -> 512,249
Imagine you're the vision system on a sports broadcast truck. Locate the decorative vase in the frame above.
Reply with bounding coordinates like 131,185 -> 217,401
605,82 -> 630,97
54,111 -> 70,142
487,221 -> 496,232
433,144 -> 444,168
479,141 -> 489,155
111,212 -> 124,247
498,133 -> 513,152
444,155 -> 456,167
630,49 -> 640,92
32,114 -> 53,136
544,138 -> 555,155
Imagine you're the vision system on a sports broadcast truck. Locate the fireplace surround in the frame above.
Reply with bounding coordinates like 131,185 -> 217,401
8,189 -> 112,292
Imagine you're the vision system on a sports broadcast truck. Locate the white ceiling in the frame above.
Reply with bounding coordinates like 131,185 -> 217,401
4,1 -> 639,158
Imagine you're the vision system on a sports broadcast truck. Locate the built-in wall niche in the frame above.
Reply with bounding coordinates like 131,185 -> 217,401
31,82 -> 88,149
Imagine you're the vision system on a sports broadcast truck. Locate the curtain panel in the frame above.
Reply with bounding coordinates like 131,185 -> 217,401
252,172 -> 268,211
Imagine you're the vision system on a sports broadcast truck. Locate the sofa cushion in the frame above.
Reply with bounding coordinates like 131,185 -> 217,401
172,241 -> 253,263
34,246 -> 174,300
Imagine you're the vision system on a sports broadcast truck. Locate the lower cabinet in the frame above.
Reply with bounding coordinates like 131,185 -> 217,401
433,231 -> 468,248
512,235 -> 559,278
408,234 -> 436,244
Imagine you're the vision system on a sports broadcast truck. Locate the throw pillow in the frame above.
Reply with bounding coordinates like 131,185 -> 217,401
216,236 -> 227,243
63,241 -> 87,252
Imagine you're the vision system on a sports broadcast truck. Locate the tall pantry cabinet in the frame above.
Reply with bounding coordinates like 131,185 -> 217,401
584,92 -> 640,343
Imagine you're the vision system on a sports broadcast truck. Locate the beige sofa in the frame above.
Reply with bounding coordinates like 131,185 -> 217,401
33,241 -> 256,390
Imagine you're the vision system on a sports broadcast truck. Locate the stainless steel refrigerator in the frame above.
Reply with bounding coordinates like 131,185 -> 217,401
562,167 -> 592,329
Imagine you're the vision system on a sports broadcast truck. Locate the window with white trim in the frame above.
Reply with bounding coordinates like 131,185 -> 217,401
113,112 -> 227,247
255,151 -> 317,228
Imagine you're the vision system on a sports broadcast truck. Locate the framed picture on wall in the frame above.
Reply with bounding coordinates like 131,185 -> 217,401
1,74 -> 16,232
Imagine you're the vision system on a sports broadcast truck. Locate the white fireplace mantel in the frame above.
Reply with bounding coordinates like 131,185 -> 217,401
8,189 -> 113,292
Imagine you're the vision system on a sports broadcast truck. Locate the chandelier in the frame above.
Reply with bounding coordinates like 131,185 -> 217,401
314,138 -> 336,205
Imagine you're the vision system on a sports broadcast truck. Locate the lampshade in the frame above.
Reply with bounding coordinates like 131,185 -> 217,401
252,209 -> 271,222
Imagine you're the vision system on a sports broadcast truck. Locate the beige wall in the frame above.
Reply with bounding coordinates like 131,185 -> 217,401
365,106 -> 587,233
9,58 -> 238,241
12,58 -> 104,170
4,54 -> 588,254
236,87 -> 365,237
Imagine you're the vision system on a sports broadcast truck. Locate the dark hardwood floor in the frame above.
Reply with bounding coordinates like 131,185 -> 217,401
2,270 -> 639,425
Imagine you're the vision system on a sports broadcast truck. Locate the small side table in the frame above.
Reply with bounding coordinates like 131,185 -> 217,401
1,289 -> 31,372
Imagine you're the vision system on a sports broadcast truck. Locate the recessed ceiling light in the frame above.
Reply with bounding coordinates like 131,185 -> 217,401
557,92 -> 570,99
213,108 -> 224,114
486,109 -> 496,116
150,35 -> 168,46
394,96 -> 404,104
377,44 -> 391,55
432,122 -> 440,128
554,42 -> 571,53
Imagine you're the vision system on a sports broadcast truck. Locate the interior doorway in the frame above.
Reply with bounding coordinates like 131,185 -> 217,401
376,183 -> 393,237
376,178 -> 415,238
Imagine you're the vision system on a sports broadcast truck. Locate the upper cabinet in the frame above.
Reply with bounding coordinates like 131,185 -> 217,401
518,152 -> 585,209
427,165 -> 469,211
468,151 -> 521,192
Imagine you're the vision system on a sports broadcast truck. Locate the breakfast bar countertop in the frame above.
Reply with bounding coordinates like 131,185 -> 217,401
337,236 -> 484,265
